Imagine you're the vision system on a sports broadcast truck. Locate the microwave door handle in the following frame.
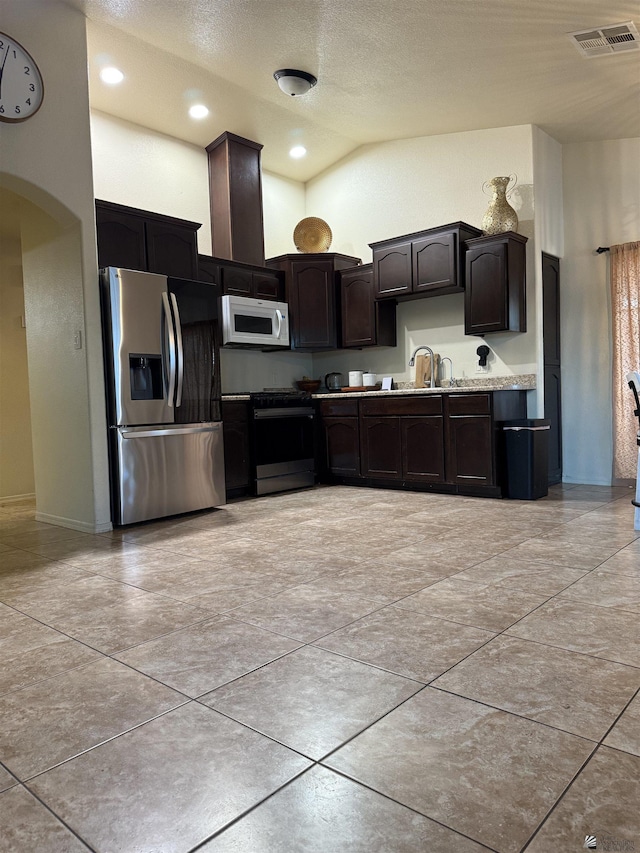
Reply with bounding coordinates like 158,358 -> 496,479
161,292 -> 177,406
170,292 -> 184,407
274,309 -> 283,339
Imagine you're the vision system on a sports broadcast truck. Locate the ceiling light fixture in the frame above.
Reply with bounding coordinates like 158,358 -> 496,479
274,69 -> 317,96
289,146 -> 307,159
100,66 -> 124,85
189,104 -> 209,119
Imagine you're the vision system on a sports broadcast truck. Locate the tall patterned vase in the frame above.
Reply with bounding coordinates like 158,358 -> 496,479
481,176 -> 518,235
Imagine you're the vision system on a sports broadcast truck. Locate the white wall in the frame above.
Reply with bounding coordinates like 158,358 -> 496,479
90,110 -> 306,260
0,209 -> 35,501
91,111 -> 213,252
562,138 -> 640,485
306,126 -> 538,387
0,0 -> 110,531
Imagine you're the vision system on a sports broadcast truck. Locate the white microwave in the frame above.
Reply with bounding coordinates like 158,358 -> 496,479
221,294 -> 290,348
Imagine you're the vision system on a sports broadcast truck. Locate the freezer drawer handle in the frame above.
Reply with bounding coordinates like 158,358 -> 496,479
121,425 -> 221,439
503,425 -> 550,431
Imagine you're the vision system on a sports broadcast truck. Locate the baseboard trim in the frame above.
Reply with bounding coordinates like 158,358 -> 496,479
0,492 -> 36,505
35,512 -> 113,534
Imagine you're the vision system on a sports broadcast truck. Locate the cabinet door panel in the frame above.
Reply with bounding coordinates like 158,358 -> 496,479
222,402 -> 250,491
361,418 -> 402,478
342,272 -> 376,347
222,266 -> 253,297
413,233 -> 456,291
544,366 -> 562,485
290,261 -> 336,349
542,253 -> 561,365
96,208 -> 146,271
448,416 -> 494,485
373,242 -> 412,297
198,255 -> 220,285
253,270 -> 283,301
323,418 -> 361,476
465,248 -> 507,334
402,417 -> 445,482
145,221 -> 198,278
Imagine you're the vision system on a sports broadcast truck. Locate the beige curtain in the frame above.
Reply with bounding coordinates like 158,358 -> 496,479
611,241 -> 640,479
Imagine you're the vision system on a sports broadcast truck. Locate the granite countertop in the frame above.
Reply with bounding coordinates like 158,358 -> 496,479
222,374 -> 536,401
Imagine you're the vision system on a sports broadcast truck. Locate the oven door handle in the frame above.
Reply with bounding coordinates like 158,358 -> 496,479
253,407 -> 315,419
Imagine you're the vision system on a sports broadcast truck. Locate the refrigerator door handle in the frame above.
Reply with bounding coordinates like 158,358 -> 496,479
121,424 -> 221,439
170,292 -> 185,408
161,292 -> 177,407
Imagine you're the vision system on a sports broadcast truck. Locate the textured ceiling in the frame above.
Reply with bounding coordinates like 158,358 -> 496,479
66,0 -> 639,181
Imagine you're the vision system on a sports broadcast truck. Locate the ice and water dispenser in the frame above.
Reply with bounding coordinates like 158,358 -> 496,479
129,354 -> 163,400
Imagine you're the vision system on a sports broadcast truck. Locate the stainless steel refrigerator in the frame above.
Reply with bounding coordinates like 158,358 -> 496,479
100,267 -> 226,525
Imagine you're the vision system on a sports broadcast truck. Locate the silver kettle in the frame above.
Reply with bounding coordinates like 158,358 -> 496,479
325,372 -> 343,391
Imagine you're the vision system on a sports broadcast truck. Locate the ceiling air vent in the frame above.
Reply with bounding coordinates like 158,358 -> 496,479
568,21 -> 640,58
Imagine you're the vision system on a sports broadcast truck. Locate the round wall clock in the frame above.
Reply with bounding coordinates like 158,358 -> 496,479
0,32 -> 44,122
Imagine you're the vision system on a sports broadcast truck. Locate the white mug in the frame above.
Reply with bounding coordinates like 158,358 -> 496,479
348,370 -> 363,386
363,372 -> 376,386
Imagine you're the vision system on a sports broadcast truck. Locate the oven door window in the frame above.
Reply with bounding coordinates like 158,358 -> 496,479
253,414 -> 314,467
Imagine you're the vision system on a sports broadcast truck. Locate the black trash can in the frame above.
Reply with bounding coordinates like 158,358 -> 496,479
502,419 -> 550,500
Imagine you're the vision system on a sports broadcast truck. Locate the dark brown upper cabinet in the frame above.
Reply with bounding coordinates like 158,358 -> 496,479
267,253 -> 361,351
96,200 -> 200,279
206,132 -> 265,268
198,255 -> 284,301
370,222 -> 481,301
464,231 -> 528,335
340,264 -> 396,349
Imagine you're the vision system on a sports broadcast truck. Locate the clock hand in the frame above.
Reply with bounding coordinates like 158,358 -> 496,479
0,42 -> 10,99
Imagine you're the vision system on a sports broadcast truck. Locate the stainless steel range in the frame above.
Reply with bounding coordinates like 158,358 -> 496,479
249,391 -> 316,495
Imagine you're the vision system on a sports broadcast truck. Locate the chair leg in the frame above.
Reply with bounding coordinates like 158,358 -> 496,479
635,445 -> 640,531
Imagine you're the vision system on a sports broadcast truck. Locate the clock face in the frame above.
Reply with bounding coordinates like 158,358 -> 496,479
0,32 -> 44,122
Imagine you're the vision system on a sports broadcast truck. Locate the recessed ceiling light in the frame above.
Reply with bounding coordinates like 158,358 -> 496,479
100,67 -> 124,85
290,145 -> 307,159
189,104 -> 209,119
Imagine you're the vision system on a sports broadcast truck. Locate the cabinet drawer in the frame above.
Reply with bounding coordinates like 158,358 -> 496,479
361,396 -> 443,417
447,394 -> 491,415
320,399 -> 358,417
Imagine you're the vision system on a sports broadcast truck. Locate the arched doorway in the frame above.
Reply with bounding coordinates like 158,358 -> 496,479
0,179 -> 111,532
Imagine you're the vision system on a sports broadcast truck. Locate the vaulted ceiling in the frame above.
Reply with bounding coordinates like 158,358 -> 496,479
68,0 -> 639,181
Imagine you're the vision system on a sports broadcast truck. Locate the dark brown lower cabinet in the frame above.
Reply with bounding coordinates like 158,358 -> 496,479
446,393 -> 494,486
447,415 -> 493,485
402,417 -> 445,482
318,390 -> 526,497
323,418 -> 361,477
221,401 -> 250,495
361,417 -> 402,479
320,399 -> 361,477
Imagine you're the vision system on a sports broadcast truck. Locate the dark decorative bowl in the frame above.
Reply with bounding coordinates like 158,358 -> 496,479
296,379 -> 322,393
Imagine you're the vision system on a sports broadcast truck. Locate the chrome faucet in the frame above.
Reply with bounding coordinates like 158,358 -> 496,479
440,357 -> 454,387
409,346 -> 435,388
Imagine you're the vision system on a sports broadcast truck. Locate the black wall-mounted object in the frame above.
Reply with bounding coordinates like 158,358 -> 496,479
477,345 -> 490,367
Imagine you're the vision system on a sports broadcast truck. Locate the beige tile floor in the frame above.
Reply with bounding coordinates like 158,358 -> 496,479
0,483 -> 639,852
